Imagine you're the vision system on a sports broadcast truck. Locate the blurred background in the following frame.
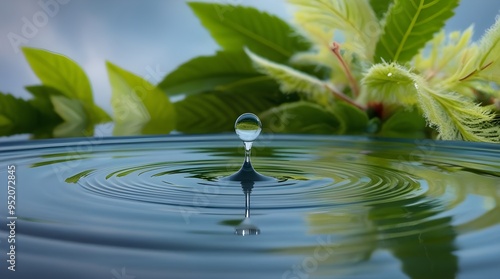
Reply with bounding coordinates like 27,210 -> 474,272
1,0 -> 499,116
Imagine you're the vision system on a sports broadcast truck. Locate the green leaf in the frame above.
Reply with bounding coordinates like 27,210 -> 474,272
246,49 -> 331,106
90,104 -> 111,124
22,47 -> 92,102
188,2 -> 310,62
158,51 -> 275,96
289,0 -> 379,60
260,101 -> 341,134
379,108 -> 426,138
25,85 -> 63,124
362,63 -> 419,105
106,62 -> 175,136
288,26 -> 350,85
375,0 -> 459,63
363,62 -> 500,142
22,47 -> 110,124
174,90 -> 292,133
477,18 -> 500,73
450,18 -> 500,85
0,92 -> 39,136
332,101 -> 369,134
369,0 -> 394,20
50,95 -> 88,137
416,84 -> 500,142
413,27 -> 475,85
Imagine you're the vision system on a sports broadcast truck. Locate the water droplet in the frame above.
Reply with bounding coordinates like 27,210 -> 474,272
223,113 -> 272,182
235,113 -> 262,142
387,72 -> 393,77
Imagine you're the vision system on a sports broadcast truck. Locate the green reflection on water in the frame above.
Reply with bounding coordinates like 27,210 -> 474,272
273,163 -> 500,278
23,136 -> 500,278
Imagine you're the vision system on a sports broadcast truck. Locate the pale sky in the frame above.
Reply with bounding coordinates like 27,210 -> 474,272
1,0 -> 499,115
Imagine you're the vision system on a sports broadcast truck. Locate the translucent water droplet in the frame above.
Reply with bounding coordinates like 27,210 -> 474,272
387,72 -> 393,77
223,113 -> 273,182
235,113 -> 262,142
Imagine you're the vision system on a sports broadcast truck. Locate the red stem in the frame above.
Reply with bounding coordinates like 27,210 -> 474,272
330,42 -> 360,98
324,84 -> 366,111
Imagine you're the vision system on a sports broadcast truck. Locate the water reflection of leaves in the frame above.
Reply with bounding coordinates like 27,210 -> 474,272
369,198 -> 458,279
31,157 -> 91,168
219,219 -> 244,226
273,164 -> 500,278
273,197 -> 458,278
65,169 -> 96,184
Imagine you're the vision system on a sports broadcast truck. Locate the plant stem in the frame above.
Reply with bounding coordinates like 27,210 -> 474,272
330,42 -> 360,98
459,61 -> 493,81
324,83 -> 366,111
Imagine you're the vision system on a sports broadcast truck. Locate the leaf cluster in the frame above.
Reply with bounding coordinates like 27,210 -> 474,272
1,48 -> 110,138
2,1 -> 500,142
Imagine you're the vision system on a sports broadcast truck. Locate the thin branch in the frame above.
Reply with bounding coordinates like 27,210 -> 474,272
330,42 -> 360,98
324,83 -> 366,111
459,61 -> 494,81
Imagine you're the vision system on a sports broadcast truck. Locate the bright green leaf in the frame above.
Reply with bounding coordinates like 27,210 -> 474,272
414,27 -> 475,86
246,49 -> 331,106
22,47 -> 93,103
0,92 -> 38,136
416,83 -> 500,142
22,47 -> 110,124
260,101 -> 341,134
174,90 -> 292,134
90,104 -> 111,124
106,62 -> 175,136
362,63 -> 418,105
289,0 -> 379,60
363,62 -> 500,142
288,23 -> 351,86
158,51 -> 275,96
375,0 -> 459,63
451,18 -> 500,84
188,2 -> 310,62
477,18 -> 500,73
50,95 -> 88,137
369,0 -> 394,20
379,108 -> 426,138
25,85 -> 63,124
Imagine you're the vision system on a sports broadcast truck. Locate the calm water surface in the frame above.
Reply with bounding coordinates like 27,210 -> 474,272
0,135 -> 499,278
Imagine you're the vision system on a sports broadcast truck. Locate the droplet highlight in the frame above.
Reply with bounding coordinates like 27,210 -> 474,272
235,113 -> 262,142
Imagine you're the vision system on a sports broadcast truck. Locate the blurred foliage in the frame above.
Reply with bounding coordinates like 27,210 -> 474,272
2,0 -> 500,141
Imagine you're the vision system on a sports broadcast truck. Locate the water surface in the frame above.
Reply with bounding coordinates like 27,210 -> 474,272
1,135 -> 499,278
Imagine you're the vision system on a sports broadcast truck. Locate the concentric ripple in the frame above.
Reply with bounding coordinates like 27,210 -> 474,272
1,135 -> 499,279
72,157 -> 427,214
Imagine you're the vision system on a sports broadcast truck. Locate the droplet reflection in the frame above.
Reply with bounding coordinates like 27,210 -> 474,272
234,180 -> 260,236
226,113 -> 273,235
